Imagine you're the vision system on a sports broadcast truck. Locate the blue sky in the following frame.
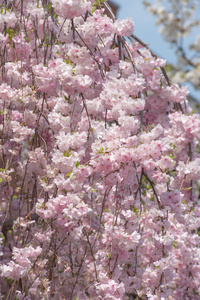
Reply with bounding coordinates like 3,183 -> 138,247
113,0 -> 175,62
112,0 -> 200,101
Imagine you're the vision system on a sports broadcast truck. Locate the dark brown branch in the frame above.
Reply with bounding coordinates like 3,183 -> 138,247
131,34 -> 171,86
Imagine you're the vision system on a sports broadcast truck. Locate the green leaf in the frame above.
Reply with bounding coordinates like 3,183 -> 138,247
181,200 -> 188,206
1,8 -> 10,14
0,233 -> 5,242
6,28 -> 14,42
92,0 -> 105,13
6,278 -> 13,285
96,147 -> 108,155
24,36 -> 30,42
92,5 -> 97,13
64,59 -> 73,66
75,161 -> 79,168
170,171 -> 176,176
164,64 -> 175,73
65,171 -> 73,178
63,150 -> 72,157
182,186 -> 192,190
169,153 -> 175,159
134,206 -> 138,216
150,194 -> 154,201
143,1 -> 150,7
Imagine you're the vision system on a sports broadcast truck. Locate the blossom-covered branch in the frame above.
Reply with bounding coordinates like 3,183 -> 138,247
0,1 -> 200,299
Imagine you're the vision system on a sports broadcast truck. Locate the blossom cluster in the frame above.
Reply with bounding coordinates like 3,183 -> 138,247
145,0 -> 200,92
0,0 -> 200,299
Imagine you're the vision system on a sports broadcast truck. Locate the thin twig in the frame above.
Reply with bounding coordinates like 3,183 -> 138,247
103,1 -> 116,22
131,34 -> 171,86
143,171 -> 162,209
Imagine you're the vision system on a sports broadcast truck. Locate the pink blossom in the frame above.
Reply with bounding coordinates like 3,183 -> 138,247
1,1 -> 200,299
115,18 -> 134,36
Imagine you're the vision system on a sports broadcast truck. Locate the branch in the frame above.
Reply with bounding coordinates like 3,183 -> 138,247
103,1 -> 116,22
131,34 -> 171,86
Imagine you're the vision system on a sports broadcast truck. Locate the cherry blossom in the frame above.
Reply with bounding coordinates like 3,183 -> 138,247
0,1 -> 200,299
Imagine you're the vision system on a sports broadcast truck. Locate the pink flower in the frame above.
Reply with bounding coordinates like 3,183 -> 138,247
160,190 -> 181,209
115,18 -> 134,36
